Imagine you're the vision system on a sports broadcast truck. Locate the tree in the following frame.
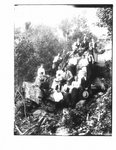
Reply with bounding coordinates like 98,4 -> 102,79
32,25 -> 63,74
25,22 -> 32,31
59,16 -> 96,52
96,7 -> 113,35
14,24 -> 64,88
59,19 -> 73,41
14,39 -> 36,87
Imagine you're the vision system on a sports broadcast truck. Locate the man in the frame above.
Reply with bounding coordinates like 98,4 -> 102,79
56,66 -> 64,81
63,67 -> 73,85
52,53 -> 62,69
71,38 -> 81,55
67,55 -> 78,77
51,66 -> 64,91
89,38 -> 98,63
81,34 -> 89,54
93,39 -> 99,62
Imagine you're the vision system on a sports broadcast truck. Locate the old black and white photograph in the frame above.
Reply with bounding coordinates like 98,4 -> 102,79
14,4 -> 112,136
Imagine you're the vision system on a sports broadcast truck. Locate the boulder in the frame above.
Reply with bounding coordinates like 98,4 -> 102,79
33,109 -> 46,118
55,127 -> 70,136
76,100 -> 86,109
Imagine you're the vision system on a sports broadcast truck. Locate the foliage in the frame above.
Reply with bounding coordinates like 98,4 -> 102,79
14,60 -> 112,135
14,17 -> 112,135
14,24 -> 64,87
14,88 -> 112,135
59,16 -> 98,53
15,39 -> 36,86
15,16 -> 100,88
96,7 -> 113,35
59,18 -> 73,41
32,25 -> 63,72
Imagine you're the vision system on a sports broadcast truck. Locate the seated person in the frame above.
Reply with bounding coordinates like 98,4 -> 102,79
71,38 -> 81,55
77,54 -> 89,71
63,67 -> 73,85
51,66 -> 64,91
69,66 -> 87,93
37,64 -> 45,77
69,76 -> 80,93
68,56 -> 78,66
67,56 -> 78,77
35,64 -> 46,87
51,78 -> 61,92
56,66 -> 64,80
52,53 -> 62,69
77,67 -> 87,87
81,34 -> 89,54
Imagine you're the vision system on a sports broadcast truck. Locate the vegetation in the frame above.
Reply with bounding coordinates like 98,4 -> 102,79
14,11 -> 112,135
96,7 -> 113,36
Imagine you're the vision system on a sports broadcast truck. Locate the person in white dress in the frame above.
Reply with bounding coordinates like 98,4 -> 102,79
35,64 -> 46,86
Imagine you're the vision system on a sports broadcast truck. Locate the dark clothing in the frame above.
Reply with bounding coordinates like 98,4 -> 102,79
68,64 -> 77,76
93,49 -> 98,62
61,52 -> 70,69
89,42 -> 98,62
73,43 -> 81,54
94,43 -> 98,53
76,43 -> 80,48
93,42 -> 98,62
81,41 -> 89,52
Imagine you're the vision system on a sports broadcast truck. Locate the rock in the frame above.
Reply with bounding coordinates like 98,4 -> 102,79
23,81 -> 42,105
33,109 -> 46,118
55,127 -> 70,136
98,92 -> 104,96
76,100 -> 86,109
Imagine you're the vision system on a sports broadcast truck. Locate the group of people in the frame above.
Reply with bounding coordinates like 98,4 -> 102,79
71,34 -> 98,63
33,35 -> 99,102
50,35 -> 100,102
51,57 -> 88,102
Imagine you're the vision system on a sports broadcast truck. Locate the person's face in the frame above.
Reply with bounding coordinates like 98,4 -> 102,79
92,38 -> 94,43
64,67 -> 67,71
41,64 -> 43,67
58,66 -> 60,70
77,38 -> 79,42
84,36 -> 86,41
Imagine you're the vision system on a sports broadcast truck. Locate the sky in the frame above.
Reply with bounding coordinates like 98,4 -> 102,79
14,5 -> 107,38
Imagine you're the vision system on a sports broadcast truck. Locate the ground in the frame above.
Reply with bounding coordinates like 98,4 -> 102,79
14,59 -> 112,136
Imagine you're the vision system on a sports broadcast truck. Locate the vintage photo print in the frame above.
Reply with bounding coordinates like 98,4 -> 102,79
14,4 -> 112,136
